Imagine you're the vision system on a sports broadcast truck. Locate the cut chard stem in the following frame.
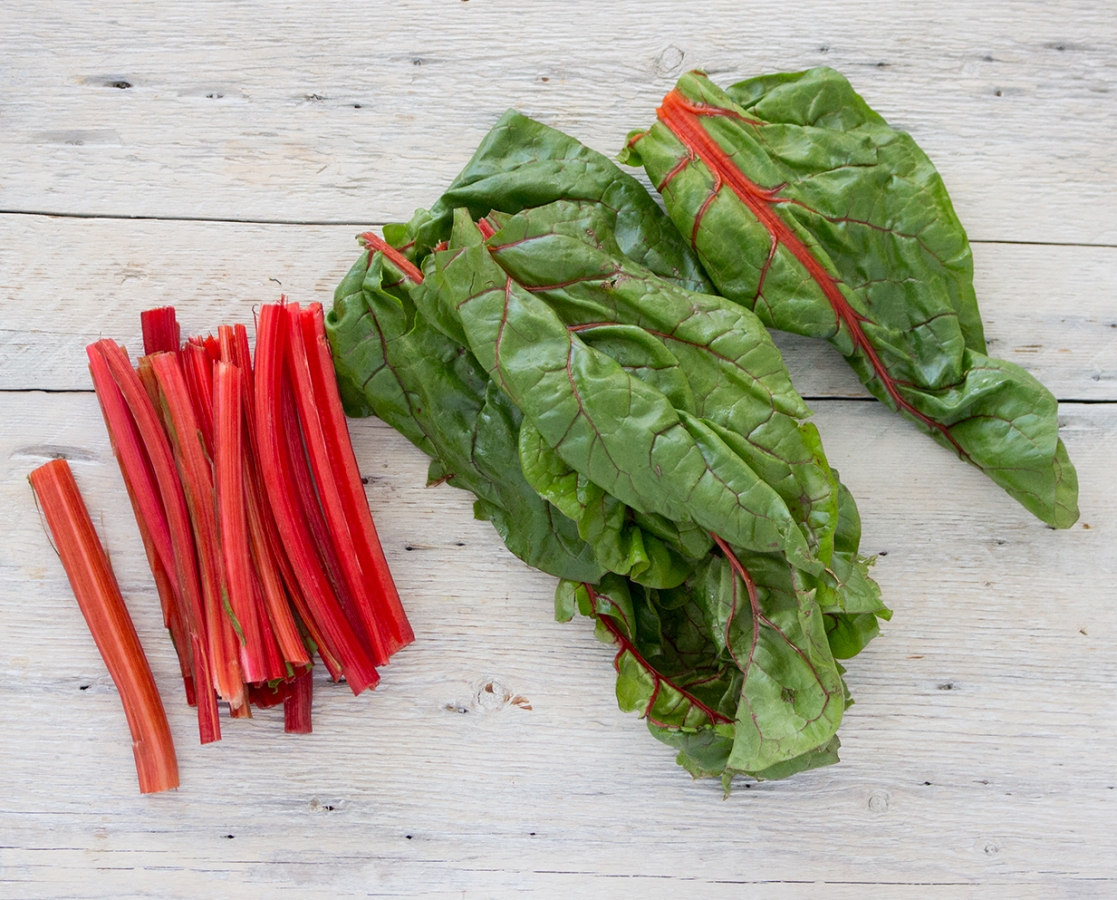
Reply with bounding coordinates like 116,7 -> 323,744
95,340 -> 220,743
284,669 -> 314,734
229,323 -> 311,669
302,303 -> 412,655
214,360 -> 270,684
358,232 -> 424,283
287,302 -> 391,666
181,341 -> 216,459
88,343 -> 195,706
280,372 -> 373,657
140,306 -> 181,356
254,302 -> 379,694
150,350 -> 247,712
30,459 -> 180,794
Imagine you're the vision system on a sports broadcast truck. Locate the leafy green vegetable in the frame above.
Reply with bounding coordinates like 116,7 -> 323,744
622,67 -> 1078,528
328,109 -> 887,787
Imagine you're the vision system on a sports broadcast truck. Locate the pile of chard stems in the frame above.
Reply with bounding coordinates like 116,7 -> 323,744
78,301 -> 412,747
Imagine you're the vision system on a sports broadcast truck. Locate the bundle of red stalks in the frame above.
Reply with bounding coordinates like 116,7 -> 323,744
32,300 -> 412,793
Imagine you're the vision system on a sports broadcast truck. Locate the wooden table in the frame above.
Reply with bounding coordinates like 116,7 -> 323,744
3,3 -> 1115,897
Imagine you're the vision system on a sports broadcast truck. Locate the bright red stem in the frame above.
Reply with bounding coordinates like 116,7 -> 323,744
96,340 -> 220,743
284,670 -> 314,734
358,232 -> 424,283
302,303 -> 412,654
150,351 -> 246,711
476,217 -> 498,240
287,303 -> 391,665
280,372 -> 375,659
215,361 -> 271,684
88,343 -> 196,705
141,307 -> 181,356
181,341 -> 216,459
254,303 -> 379,694
30,459 -> 180,793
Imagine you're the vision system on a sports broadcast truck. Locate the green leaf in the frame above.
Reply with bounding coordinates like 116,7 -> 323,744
391,110 -> 713,293
429,210 -> 819,572
519,420 -> 700,588
327,255 -> 603,583
696,552 -> 844,773
331,110 -> 889,784
626,67 -> 1078,527
484,198 -> 842,563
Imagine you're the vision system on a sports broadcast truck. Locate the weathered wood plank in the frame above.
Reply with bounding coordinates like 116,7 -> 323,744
1,213 -> 1113,398
1,1 -> 1115,243
2,392 -> 1113,896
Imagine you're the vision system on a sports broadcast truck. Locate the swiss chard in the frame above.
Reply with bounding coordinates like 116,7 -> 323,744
329,116 -> 886,783
622,67 -> 1078,528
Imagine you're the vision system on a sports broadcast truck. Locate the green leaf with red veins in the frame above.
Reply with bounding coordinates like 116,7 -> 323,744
624,67 -> 1078,528
484,198 -> 842,562
328,253 -> 603,584
428,209 -> 818,573
386,110 -> 712,294
697,548 -> 844,773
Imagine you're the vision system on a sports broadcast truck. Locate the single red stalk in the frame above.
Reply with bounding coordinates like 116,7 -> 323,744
657,89 -> 967,459
286,303 -> 391,665
87,347 -> 177,598
283,669 -> 314,734
214,361 -> 270,684
254,303 -> 379,694
217,325 -> 236,365
583,583 -> 732,727
302,304 -> 412,654
30,459 -> 180,793
358,232 -> 424,283
96,340 -> 220,743
181,341 -> 216,459
202,334 -> 221,364
141,306 -> 181,356
88,344 -> 195,705
251,579 -> 290,682
150,351 -> 247,712
136,359 -> 167,428
476,217 -> 498,240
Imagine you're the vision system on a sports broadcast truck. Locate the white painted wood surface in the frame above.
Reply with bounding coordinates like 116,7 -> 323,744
1,2 -> 1114,897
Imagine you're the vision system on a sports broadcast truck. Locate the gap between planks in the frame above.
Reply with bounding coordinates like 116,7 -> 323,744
3,209 -> 1117,249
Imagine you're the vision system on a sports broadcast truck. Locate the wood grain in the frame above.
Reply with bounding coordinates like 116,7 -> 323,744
2,213 -> 1114,399
2,393 -> 1113,897
1,1 -> 1115,243
2,1 -> 1114,896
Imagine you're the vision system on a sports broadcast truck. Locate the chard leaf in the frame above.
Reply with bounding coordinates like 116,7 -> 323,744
428,210 -> 817,572
484,199 -> 841,562
626,67 -> 1078,527
519,420 -> 700,589
696,550 -> 844,773
331,110 -> 888,785
327,253 -> 602,583
390,110 -> 712,293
